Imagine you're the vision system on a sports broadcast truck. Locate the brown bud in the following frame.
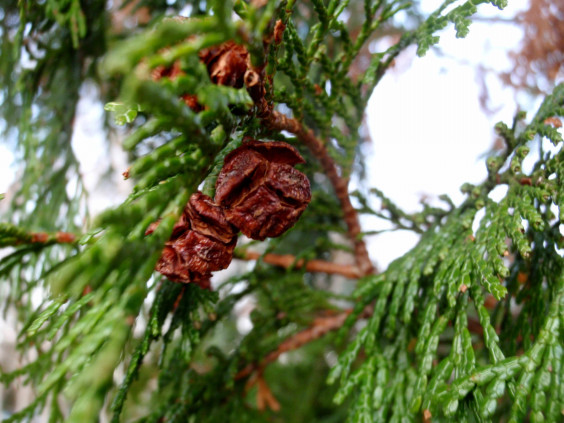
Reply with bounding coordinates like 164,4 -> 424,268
180,94 -> 200,110
543,117 -> 562,128
56,232 -> 76,243
274,20 -> 286,45
150,192 -> 238,288
31,232 -> 49,243
215,139 -> 311,240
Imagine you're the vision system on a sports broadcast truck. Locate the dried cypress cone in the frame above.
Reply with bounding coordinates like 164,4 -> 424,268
146,192 -> 238,288
151,41 -> 255,111
215,139 -> 311,241
199,41 -> 249,88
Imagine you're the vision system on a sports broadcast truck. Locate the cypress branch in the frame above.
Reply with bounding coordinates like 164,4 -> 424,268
1,1 -> 562,422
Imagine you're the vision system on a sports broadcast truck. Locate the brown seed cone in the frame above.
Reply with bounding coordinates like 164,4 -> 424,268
215,139 -> 311,241
147,192 -> 238,288
199,41 -> 249,88
151,41 -> 253,110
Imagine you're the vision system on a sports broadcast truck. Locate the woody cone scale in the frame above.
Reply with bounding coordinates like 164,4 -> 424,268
149,140 -> 311,288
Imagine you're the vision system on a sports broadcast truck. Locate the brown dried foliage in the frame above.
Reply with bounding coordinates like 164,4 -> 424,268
544,117 -> 562,128
245,373 -> 281,412
273,19 -> 286,46
505,0 -> 564,91
215,139 -> 312,241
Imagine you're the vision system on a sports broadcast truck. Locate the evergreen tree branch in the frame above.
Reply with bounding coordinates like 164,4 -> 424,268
2,2 -> 561,422
264,110 -> 374,276
0,223 -> 77,247
236,250 -> 362,279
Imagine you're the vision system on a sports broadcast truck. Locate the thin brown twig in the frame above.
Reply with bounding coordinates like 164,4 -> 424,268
237,250 -> 362,279
235,309 -> 360,380
245,371 -> 281,412
263,111 -> 375,276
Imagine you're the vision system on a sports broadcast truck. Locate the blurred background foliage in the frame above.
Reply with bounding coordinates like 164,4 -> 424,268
0,0 -> 563,422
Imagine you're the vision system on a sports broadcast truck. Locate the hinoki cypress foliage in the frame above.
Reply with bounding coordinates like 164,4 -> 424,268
0,1 -> 562,422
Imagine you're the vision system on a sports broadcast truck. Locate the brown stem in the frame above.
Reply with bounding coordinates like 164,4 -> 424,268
237,250 -> 362,279
235,309 -> 357,380
263,111 -> 374,276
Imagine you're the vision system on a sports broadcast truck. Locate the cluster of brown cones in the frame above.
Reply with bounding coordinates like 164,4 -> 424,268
151,40 -> 264,111
146,29 -> 306,288
147,140 -> 311,289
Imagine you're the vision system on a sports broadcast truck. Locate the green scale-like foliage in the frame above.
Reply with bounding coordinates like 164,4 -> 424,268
0,1 -> 563,423
329,86 -> 564,421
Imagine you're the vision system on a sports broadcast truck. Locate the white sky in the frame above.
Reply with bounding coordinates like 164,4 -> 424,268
364,0 -> 533,267
0,0 -> 541,269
